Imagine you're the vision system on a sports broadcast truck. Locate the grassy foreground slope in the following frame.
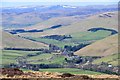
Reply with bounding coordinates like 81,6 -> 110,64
74,34 -> 118,57
2,31 -> 48,49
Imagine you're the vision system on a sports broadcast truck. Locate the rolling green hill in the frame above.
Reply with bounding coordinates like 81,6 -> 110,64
26,30 -> 112,49
74,34 -> 118,57
68,30 -> 112,43
27,37 -> 77,48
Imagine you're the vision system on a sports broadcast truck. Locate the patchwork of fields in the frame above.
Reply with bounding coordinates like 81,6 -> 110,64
26,30 -> 112,48
1,4 -> 119,77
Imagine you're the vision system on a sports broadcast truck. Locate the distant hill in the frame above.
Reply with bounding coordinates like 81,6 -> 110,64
23,16 -> 82,30
17,11 -> 118,37
6,16 -> 82,34
2,5 -> 117,29
74,34 -> 118,57
43,11 -> 118,35
1,31 -> 48,49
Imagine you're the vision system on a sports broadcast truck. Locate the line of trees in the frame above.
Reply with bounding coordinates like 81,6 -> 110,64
78,63 -> 119,75
42,35 -> 72,41
64,43 -> 89,52
4,48 -> 51,53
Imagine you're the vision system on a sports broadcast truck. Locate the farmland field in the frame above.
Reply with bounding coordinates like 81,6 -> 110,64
40,68 -> 104,75
27,54 -> 65,65
26,30 -> 112,48
1,50 -> 40,65
1,50 -> 66,65
27,37 -> 77,48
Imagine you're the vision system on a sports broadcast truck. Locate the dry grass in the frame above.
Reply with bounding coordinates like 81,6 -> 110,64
18,11 -> 118,37
75,34 -> 118,57
1,31 -> 48,49
23,16 -> 81,30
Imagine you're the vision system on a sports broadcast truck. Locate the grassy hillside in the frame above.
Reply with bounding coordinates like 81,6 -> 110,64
26,30 -> 112,49
69,30 -> 111,43
2,31 -> 48,49
27,37 -> 77,48
45,11 -> 118,34
23,16 -> 81,30
74,34 -> 118,57
92,53 -> 119,66
2,11 -> 44,29
18,11 -> 118,37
